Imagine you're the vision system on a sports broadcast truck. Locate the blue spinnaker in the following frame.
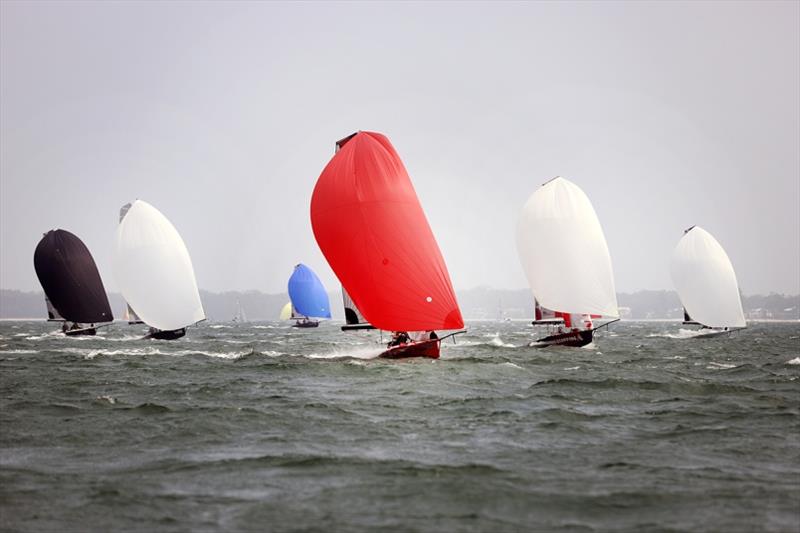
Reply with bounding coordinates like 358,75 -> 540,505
288,264 -> 332,319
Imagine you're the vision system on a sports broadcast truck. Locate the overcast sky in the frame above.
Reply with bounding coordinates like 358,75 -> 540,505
1,1 -> 798,296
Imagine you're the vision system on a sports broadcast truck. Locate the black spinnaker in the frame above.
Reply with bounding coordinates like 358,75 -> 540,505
33,230 -> 113,324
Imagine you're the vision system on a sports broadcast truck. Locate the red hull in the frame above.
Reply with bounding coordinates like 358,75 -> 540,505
379,338 -> 441,359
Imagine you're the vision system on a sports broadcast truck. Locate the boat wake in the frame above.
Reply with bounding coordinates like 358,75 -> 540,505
305,346 -> 384,360
647,328 -> 713,340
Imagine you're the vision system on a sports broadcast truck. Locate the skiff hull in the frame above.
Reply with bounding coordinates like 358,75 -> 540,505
379,338 -> 441,359
532,329 -> 593,348
292,321 -> 319,328
145,328 -> 187,340
64,326 -> 97,337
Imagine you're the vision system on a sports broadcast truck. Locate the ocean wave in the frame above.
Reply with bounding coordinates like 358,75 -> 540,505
0,349 -> 38,354
787,357 -> 800,365
706,362 -> 739,370
58,346 -> 262,360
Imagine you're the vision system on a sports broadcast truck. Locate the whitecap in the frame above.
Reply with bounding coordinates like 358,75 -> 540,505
95,395 -> 117,404
707,362 -> 738,370
0,349 -> 38,354
487,334 -> 515,348
502,362 -> 523,370
787,357 -> 800,366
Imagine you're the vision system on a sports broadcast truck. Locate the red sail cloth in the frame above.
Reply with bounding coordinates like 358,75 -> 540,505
311,131 -> 463,332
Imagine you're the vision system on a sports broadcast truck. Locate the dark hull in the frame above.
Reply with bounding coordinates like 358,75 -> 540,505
292,320 -> 319,328
533,329 -> 593,348
145,328 -> 186,340
64,326 -> 97,337
379,338 -> 440,359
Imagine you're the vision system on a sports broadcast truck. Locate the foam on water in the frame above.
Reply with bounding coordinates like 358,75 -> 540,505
647,328 -> 713,339
787,357 -> 800,365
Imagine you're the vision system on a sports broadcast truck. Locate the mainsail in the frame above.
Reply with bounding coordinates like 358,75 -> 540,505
670,226 -> 746,329
310,131 -> 463,332
33,230 -> 113,324
342,286 -> 373,329
113,200 -> 205,331
45,297 -> 63,322
287,264 -> 331,319
118,204 -> 144,324
516,176 -> 619,321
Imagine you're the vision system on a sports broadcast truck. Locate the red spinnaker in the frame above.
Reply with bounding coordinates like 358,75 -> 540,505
310,131 -> 463,332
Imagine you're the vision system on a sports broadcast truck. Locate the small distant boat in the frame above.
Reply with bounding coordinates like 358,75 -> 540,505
232,299 -> 247,324
516,177 -> 619,347
287,263 -> 331,328
34,229 -> 114,336
310,131 -> 464,358
671,226 -> 746,336
114,200 -> 205,340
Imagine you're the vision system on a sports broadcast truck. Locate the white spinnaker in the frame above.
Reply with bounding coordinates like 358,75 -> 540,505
280,302 -> 292,320
114,200 -> 205,331
670,226 -> 745,328
516,176 -> 619,318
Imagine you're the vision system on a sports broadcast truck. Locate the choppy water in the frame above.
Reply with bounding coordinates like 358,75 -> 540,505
1,320 -> 798,532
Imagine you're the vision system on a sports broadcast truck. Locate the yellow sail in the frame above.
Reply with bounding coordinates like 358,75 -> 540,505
279,301 -> 292,321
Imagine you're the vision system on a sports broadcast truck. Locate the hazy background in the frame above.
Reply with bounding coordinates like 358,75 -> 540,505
2,1 -> 798,296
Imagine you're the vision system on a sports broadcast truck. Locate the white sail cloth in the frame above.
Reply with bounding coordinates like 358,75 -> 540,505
670,226 -> 746,328
516,176 -> 619,318
114,200 -> 205,331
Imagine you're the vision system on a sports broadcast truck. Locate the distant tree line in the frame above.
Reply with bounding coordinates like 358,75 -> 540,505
1,288 -> 797,321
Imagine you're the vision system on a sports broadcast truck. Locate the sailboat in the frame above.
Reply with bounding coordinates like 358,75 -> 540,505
33,229 -> 114,335
232,299 -> 247,323
114,200 -> 205,340
516,176 -> 619,347
287,263 -> 331,328
310,131 -> 464,359
670,226 -> 746,336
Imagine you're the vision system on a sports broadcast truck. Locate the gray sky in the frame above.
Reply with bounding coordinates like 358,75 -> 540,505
2,1 -> 798,296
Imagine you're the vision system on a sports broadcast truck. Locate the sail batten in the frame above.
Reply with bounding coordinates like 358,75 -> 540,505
311,131 -> 463,332
113,200 -> 205,331
670,226 -> 745,329
516,177 -> 618,319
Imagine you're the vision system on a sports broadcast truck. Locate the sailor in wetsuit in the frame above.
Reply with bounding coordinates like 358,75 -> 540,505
387,331 -> 410,348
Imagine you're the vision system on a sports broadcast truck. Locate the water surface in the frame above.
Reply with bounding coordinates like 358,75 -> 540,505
1,320 -> 798,532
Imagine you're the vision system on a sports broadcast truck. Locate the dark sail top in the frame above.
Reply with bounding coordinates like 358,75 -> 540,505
33,230 -> 113,323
